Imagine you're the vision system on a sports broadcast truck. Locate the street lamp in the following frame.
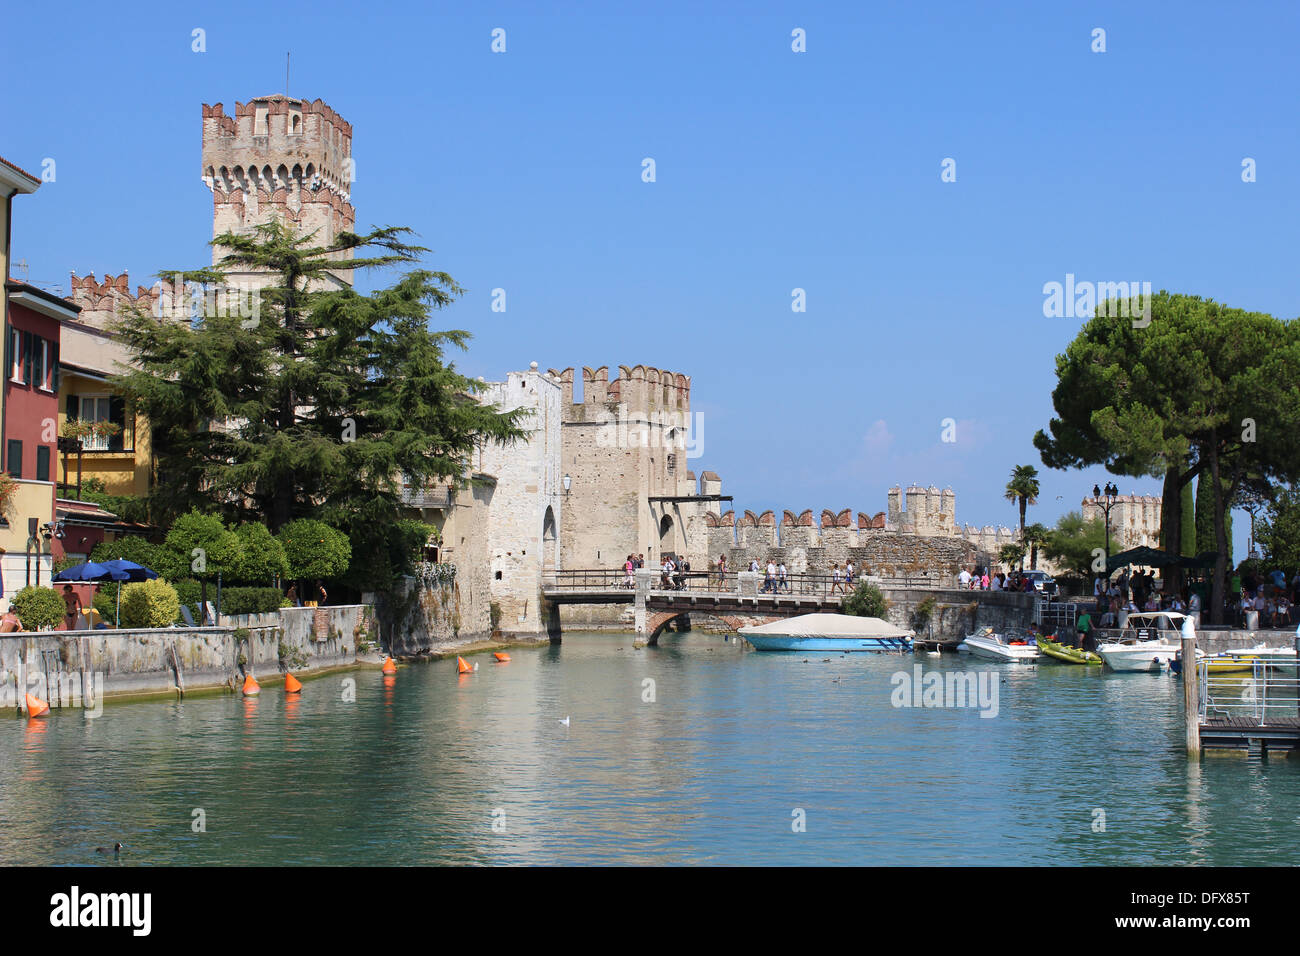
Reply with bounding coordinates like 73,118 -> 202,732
1093,482 -> 1119,565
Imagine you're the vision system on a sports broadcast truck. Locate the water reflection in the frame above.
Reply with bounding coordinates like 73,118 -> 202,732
0,634 -> 1298,866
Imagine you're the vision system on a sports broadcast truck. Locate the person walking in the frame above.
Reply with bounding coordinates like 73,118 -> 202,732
624,555 -> 635,589
778,562 -> 788,592
831,563 -> 843,594
1076,609 -> 1095,652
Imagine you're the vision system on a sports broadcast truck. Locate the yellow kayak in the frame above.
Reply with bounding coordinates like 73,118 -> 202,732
1036,637 -> 1103,665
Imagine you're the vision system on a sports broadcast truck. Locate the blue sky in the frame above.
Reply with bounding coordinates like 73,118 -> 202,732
5,0 -> 1295,558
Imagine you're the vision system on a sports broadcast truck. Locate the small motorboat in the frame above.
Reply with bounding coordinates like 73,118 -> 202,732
1036,636 -> 1103,665
958,627 -> 1040,663
738,613 -> 913,652
1096,611 -> 1191,673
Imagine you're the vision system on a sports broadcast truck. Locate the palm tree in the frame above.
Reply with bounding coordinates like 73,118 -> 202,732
1005,464 -> 1041,544
1022,522 -> 1050,570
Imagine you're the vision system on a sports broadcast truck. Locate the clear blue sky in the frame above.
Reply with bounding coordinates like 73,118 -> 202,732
5,0 -> 1294,559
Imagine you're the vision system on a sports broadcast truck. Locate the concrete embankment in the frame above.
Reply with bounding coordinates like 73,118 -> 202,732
0,604 -> 375,709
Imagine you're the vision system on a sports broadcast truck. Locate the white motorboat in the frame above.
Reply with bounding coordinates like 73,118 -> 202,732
738,613 -> 913,652
957,627 -> 1040,663
1096,611 -> 1187,672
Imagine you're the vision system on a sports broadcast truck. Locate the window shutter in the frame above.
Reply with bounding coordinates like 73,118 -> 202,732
3,328 -> 10,381
67,392 -> 79,421
36,446 -> 50,482
21,330 -> 32,385
109,395 -> 126,451
51,340 -> 59,393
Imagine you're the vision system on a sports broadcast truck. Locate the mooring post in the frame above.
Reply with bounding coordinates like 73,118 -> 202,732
1182,620 -> 1200,757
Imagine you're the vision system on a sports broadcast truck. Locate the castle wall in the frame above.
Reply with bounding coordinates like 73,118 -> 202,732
476,367 -> 562,636
551,363 -> 709,571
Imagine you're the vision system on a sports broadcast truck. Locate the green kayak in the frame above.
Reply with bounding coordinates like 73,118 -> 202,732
1036,637 -> 1103,665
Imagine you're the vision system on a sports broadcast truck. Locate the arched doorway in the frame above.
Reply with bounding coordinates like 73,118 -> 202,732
658,514 -> 676,559
542,506 -> 558,571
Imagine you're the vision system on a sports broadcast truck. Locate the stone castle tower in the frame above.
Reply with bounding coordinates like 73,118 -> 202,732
548,365 -> 710,568
200,95 -> 356,289
887,484 -> 955,536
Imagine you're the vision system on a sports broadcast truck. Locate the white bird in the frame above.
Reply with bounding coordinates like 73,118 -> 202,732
559,716 -> 569,727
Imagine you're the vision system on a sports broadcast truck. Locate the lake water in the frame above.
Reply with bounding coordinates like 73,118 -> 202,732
2,632 -> 1298,866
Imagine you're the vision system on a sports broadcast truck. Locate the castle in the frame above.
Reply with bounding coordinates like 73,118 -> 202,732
47,92 -> 1032,637
1082,493 -> 1162,550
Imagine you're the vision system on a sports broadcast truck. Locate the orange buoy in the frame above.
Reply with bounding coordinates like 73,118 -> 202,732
493,652 -> 511,663
381,657 -> 397,675
242,673 -> 260,696
284,672 -> 303,693
25,694 -> 50,717
456,656 -> 473,674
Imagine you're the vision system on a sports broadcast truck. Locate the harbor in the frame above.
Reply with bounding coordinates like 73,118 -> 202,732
3,632 -> 1299,867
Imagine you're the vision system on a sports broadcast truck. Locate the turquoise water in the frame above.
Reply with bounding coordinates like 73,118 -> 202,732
2,632 -> 1298,866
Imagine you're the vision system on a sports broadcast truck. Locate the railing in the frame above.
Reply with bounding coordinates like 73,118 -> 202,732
541,568 -> 855,597
542,569 -> 630,590
1035,599 -> 1087,632
1199,656 -> 1300,726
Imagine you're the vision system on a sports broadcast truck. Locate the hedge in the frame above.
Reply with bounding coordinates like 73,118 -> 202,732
9,586 -> 66,630
217,587 -> 284,617
119,579 -> 180,629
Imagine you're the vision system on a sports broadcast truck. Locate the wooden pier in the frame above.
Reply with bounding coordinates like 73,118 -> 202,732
1190,635 -> 1300,756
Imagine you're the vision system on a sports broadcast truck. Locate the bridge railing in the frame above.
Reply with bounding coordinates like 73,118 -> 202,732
541,569 -> 631,590
543,568 -> 856,596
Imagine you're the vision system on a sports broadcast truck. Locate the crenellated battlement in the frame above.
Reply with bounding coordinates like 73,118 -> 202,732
547,363 -> 691,418
201,95 -> 356,286
67,271 -> 190,329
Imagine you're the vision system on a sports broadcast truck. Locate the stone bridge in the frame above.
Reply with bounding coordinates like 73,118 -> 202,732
543,569 -> 844,644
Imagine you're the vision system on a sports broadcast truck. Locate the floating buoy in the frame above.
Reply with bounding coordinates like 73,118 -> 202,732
284,672 -> 303,693
25,694 -> 49,717
242,673 -> 260,696
493,652 -> 511,663
381,657 -> 397,675
456,656 -> 473,674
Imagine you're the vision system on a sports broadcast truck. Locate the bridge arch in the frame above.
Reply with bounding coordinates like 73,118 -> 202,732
645,610 -> 781,645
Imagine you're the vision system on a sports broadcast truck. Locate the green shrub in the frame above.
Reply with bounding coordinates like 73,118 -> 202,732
278,519 -> 351,580
119,578 -> 180,629
843,582 -> 890,619
92,586 -> 120,624
9,586 -> 66,630
231,523 -> 288,584
90,536 -> 166,573
218,587 -> 283,617
163,509 -> 242,579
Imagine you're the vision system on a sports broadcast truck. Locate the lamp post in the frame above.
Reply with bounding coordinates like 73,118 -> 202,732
562,474 -> 571,495
1093,482 -> 1119,567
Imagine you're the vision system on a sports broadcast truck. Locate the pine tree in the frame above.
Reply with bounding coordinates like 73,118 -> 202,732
113,221 -> 526,590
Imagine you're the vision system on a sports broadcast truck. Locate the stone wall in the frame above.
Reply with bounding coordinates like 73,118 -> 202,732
477,367 -> 563,636
0,604 -> 373,706
880,588 -> 1036,643
700,515 -> 986,586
